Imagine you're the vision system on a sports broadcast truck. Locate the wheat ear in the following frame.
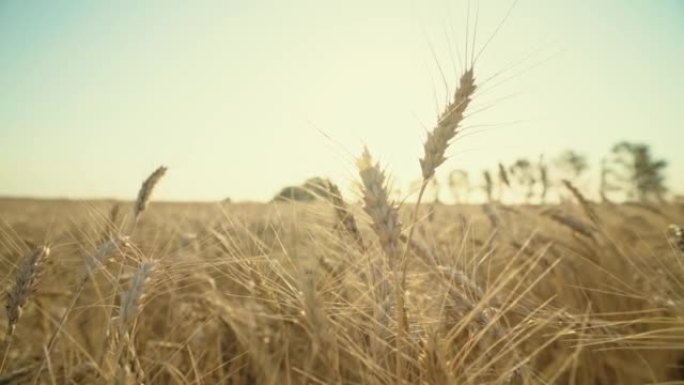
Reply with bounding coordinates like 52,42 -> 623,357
131,166 -> 167,231
33,170 -> 164,383
113,261 -> 155,385
357,148 -> 409,380
5,246 -> 50,338
420,68 -> 476,180
1,246 -> 50,372
357,148 -> 402,266
407,68 -> 477,272
562,180 -> 600,225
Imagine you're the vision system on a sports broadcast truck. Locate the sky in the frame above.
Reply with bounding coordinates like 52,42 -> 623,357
1,0 -> 683,202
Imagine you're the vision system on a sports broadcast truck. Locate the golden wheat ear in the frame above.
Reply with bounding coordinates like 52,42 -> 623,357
357,147 -> 402,264
132,166 -> 167,229
420,68 -> 476,181
5,246 -> 50,338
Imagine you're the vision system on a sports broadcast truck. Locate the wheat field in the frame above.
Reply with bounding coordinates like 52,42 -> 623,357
1,184 -> 684,384
2,5 -> 683,382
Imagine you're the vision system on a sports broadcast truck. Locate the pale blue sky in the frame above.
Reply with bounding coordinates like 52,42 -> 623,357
1,0 -> 683,201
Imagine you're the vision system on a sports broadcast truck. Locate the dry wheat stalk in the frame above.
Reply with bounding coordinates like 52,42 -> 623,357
418,331 -> 453,384
357,148 -> 402,265
498,163 -> 510,187
356,147 -> 396,320
40,236 -> 130,367
119,261 -> 155,330
5,246 -> 50,337
32,168 -> 164,383
407,67 -> 477,277
562,180 -> 600,226
112,261 -> 156,385
356,147 -> 407,377
86,235 -> 131,278
420,69 -> 476,180
132,166 -> 167,226
542,209 -> 596,239
405,68 -> 477,278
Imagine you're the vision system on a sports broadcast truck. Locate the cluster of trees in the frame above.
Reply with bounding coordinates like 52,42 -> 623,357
439,141 -> 669,204
270,141 -> 670,205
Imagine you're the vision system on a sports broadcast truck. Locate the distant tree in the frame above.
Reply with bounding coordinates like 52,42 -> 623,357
610,142 -> 668,202
273,185 -> 316,202
302,177 -> 331,199
555,150 -> 589,181
448,169 -> 470,203
273,177 -> 331,202
509,159 -> 535,203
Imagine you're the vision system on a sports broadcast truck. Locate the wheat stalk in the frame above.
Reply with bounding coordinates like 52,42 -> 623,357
1,246 -> 50,372
132,166 -> 167,230
420,69 -> 476,181
119,261 -> 155,331
5,246 -> 50,338
33,167 -> 165,383
356,147 -> 407,377
562,180 -> 600,226
408,68 -> 477,272
112,261 -> 155,385
357,148 -> 402,264
542,209 -> 596,239
356,148 -> 398,319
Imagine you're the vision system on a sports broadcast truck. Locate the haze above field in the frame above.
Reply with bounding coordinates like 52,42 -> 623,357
1,0 -> 683,202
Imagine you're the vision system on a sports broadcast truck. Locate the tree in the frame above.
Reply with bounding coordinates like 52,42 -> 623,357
598,157 -> 621,202
273,185 -> 316,202
302,177 -> 331,199
555,150 -> 589,181
509,159 -> 535,203
610,142 -> 668,202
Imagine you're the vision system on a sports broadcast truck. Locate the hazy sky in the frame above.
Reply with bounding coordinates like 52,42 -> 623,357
1,0 -> 683,202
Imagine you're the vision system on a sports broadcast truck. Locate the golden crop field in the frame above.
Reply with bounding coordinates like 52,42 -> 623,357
1,184 -> 684,384
2,3 -> 683,384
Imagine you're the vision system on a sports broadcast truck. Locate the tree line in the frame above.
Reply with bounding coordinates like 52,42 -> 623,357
270,141 -> 670,205
438,141 -> 669,204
